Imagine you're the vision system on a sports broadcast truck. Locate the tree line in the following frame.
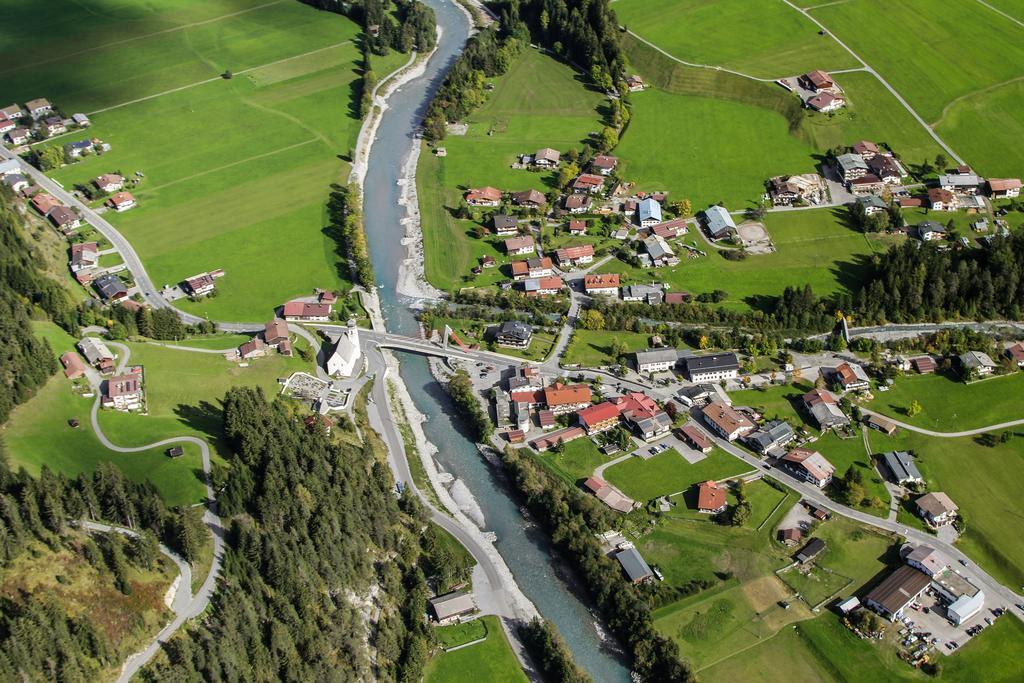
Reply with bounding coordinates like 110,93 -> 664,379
444,369 -> 493,442
142,387 -> 444,682
327,184 -> 376,290
499,446 -> 696,681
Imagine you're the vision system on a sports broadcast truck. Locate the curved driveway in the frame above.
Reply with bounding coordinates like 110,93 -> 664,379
861,408 -> 1024,438
89,343 -> 225,682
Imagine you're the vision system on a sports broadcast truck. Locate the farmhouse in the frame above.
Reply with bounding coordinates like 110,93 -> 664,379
263,319 -> 290,349
802,387 -> 849,430
238,338 -> 266,360
626,75 -> 644,92
107,192 -> 136,211
635,348 -> 678,374
778,448 -> 835,488
959,350 -> 996,376
915,492 -> 958,527
697,480 -> 728,514
93,273 -> 128,301
583,476 -> 634,512
768,174 -> 826,206
503,235 -> 535,255
911,356 -> 937,373
939,173 -> 981,195
282,301 -> 331,322
522,276 -> 563,297
807,91 -> 844,112
465,186 -> 502,206
555,244 -> 595,267
65,139 -> 93,158
184,273 -> 215,296
25,98 -> 52,118
745,420 -> 795,455
679,423 -> 713,453
93,173 -> 124,193
830,362 -> 870,391
583,273 -> 619,296
702,401 -> 755,441
0,104 -> 24,120
103,371 -> 143,411
852,140 -> 879,159
702,205 -> 736,240
572,173 -> 604,194
511,188 -> 546,207
69,242 -> 99,272
927,187 -> 955,211
577,401 -> 621,434
567,219 -> 587,235
72,113 -> 91,127
881,451 -> 923,486
643,235 -> 676,267
60,351 -> 86,379
615,391 -> 671,441
1005,343 -> 1024,367
638,197 -> 662,227
834,153 -> 868,182
30,192 -> 59,214
493,213 -> 518,235
428,592 -> 476,625
799,70 -> 835,92
917,220 -> 947,241
685,353 -> 740,382
621,284 -> 664,304
590,154 -> 618,175
563,193 -> 591,214
615,547 -> 654,584
496,321 -> 532,348
326,320 -> 361,377
510,256 -> 553,280
868,155 -> 903,184
534,147 -> 561,168
49,206 -> 81,232
648,217 -> 688,239
864,565 -> 932,622
779,527 -> 803,546
988,178 -> 1022,199
78,337 -> 114,370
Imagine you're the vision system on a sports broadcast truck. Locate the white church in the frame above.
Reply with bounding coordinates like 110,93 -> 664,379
326,319 -> 361,377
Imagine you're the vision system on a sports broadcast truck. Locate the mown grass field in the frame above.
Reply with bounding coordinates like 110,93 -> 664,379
604,448 -> 752,501
597,207 -> 897,310
617,34 -> 946,210
537,437 -> 608,485
808,0 -> 1024,175
424,615 -> 526,683
4,323 -> 309,506
1,0 -> 370,322
867,426 -> 1024,589
867,371 -> 1024,432
418,47 -> 605,291
562,329 -> 654,367
614,0 -> 858,78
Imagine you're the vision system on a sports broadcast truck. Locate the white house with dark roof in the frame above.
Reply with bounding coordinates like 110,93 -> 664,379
638,197 -> 662,227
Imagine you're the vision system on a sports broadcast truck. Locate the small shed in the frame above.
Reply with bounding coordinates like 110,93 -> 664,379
167,446 -> 185,458
615,547 -> 654,584
836,596 -> 860,614
429,591 -> 476,624
796,538 -> 826,564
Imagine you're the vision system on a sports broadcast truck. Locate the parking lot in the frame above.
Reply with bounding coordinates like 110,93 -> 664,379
900,588 -> 1005,656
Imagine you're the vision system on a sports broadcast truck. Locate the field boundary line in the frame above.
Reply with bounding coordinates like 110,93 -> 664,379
975,0 -> 1024,28
623,30 -> 777,83
87,40 -> 353,115
0,0 -> 286,76
802,0 -> 854,10
139,138 -> 320,193
930,73 -> 1024,128
782,0 -> 965,165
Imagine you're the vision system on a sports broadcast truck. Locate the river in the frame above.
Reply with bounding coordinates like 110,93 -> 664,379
359,1 -> 630,680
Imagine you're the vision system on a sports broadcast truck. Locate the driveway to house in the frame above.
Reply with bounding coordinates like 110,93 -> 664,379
84,342 -> 225,682
860,408 -> 1024,438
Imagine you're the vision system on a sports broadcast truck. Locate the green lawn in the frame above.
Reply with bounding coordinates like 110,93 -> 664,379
743,481 -> 791,530
814,432 -> 890,516
604,448 -> 752,501
418,47 -> 605,291
809,0 -> 1024,175
730,382 -> 814,425
4,323 -> 310,506
867,427 -> 1024,589
434,618 -> 487,649
867,371 -> 1024,432
425,316 -> 558,362
597,207 -> 897,310
4,0 -> 368,322
614,0 -> 858,78
779,564 -> 851,607
537,437 -> 608,485
424,616 -> 526,683
562,329 -> 653,367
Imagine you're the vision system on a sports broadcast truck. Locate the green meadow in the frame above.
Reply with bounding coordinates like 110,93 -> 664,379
604,448 -> 752,502
597,207 -> 897,310
424,616 -> 526,683
4,323 -> 310,506
614,0 -> 858,78
1,0 -> 374,322
808,0 -> 1024,175
418,47 -> 605,291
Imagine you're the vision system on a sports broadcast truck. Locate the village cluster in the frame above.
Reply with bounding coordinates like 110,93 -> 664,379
0,98 -> 91,147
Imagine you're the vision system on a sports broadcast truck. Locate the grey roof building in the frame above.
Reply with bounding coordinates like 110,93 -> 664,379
615,547 -> 654,583
856,195 -> 887,213
796,538 -> 826,563
93,273 -> 128,300
746,419 -> 795,454
685,353 -> 740,381
836,153 -> 869,177
495,320 -> 533,348
428,591 -> 476,622
643,235 -> 674,261
635,348 -> 679,372
638,197 -> 662,225
621,284 -> 664,305
881,451 -> 923,485
702,205 -> 736,239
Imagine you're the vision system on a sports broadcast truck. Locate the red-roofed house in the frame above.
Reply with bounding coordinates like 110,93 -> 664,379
1006,343 -> 1024,367
60,352 -> 86,379
799,70 -> 835,92
576,401 -> 621,434
568,219 -> 587,235
679,424 -> 712,453
779,448 -> 835,488
697,481 -> 728,513
584,273 -> 619,296
30,192 -> 59,215
503,235 -> 535,255
554,244 -> 594,267
107,192 -> 136,211
103,371 -> 143,411
988,178 -> 1022,199
911,356 -> 937,374
544,383 -> 591,415
583,477 -> 635,513
282,301 -> 331,321
572,173 -> 605,194
530,426 -> 584,452
465,186 -> 502,206
590,155 -> 618,176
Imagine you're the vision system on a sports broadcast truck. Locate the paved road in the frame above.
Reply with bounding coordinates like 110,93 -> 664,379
702,416 -> 1024,620
783,0 -> 964,165
861,408 -> 1024,438
87,342 -> 225,681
